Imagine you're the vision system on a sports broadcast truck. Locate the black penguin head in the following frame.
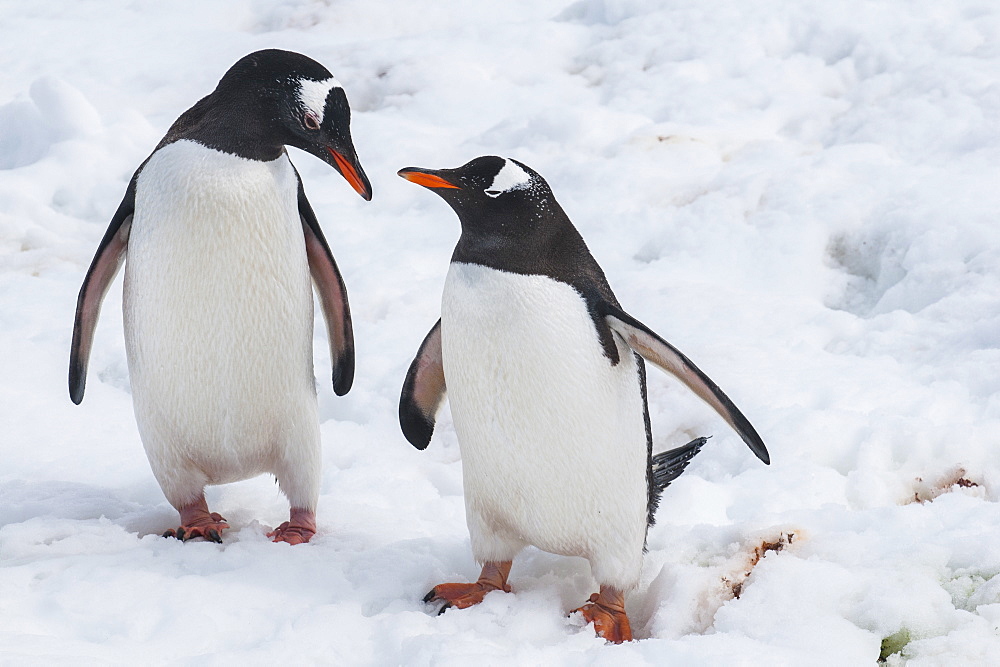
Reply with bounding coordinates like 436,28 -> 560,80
201,49 -> 371,199
397,156 -> 558,234
399,156 -> 597,276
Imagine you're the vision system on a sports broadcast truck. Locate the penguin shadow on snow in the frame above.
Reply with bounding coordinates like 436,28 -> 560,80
638,529 -> 801,639
0,480 -> 280,543
410,533 -> 790,642
0,479 -> 238,552
0,479 -> 143,528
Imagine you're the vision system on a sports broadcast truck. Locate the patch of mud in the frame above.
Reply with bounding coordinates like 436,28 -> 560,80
723,532 -> 797,599
907,467 -> 984,504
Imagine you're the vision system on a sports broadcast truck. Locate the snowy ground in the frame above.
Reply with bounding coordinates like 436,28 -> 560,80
2,0 -> 1000,663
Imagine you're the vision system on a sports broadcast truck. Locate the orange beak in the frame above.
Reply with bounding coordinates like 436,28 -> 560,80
328,148 -> 373,200
397,169 -> 460,189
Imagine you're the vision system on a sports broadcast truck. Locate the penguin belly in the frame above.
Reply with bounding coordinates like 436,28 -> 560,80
123,140 -> 320,509
442,262 -> 649,591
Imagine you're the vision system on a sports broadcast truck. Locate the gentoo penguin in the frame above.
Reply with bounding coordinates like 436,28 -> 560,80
397,156 -> 769,642
69,49 -> 371,545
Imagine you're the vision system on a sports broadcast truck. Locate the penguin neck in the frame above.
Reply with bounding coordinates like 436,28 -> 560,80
450,211 -> 607,294
160,92 -> 286,162
451,212 -> 554,271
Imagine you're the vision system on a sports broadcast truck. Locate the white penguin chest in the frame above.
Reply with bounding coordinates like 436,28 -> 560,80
125,139 -> 312,357
126,139 -> 307,291
440,262 -> 646,472
122,140 -> 317,465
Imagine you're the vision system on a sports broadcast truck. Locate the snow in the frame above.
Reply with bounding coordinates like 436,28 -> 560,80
2,0 -> 1000,662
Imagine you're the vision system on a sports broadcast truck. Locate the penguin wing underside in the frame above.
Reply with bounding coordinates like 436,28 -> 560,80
69,177 -> 137,404
399,320 -> 445,450
603,305 -> 770,464
297,179 -> 355,396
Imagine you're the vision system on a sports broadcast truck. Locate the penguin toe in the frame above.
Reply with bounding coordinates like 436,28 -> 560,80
163,520 -> 229,543
422,582 -> 509,611
571,595 -> 633,644
267,522 -> 316,545
266,508 -> 316,545
168,504 -> 230,543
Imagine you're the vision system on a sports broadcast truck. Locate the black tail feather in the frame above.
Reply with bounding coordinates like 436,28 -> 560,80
646,436 -> 709,532
652,436 -> 709,494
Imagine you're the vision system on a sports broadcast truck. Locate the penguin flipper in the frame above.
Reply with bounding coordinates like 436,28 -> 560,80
399,320 -> 446,450
69,178 -> 137,404
297,178 -> 354,396
603,306 -> 770,465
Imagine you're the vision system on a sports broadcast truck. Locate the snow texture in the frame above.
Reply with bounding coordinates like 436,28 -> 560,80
2,0 -> 999,663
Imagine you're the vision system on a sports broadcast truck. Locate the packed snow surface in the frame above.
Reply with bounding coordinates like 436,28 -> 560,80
2,0 -> 1000,663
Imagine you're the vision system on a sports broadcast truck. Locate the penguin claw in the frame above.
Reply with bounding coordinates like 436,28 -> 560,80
422,581 -> 511,612
163,516 -> 228,543
420,587 -> 454,615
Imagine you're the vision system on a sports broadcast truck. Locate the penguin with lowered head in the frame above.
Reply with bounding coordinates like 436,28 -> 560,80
70,49 -> 371,544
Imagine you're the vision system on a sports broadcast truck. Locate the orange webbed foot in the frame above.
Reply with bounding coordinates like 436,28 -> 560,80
424,561 -> 513,614
267,507 -> 316,545
163,507 -> 228,543
571,588 -> 633,644
424,581 -> 511,612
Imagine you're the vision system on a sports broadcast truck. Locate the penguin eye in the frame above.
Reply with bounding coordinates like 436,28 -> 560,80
302,112 -> 321,131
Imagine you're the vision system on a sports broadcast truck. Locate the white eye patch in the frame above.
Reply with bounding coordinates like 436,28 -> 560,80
297,76 -> 342,123
485,159 -> 531,198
